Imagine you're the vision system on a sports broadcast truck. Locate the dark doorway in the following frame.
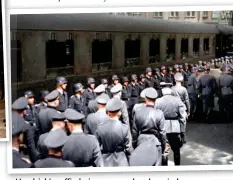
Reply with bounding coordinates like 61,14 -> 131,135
204,38 -> 209,55
193,38 -> 200,56
181,38 -> 188,58
125,39 -> 140,67
166,39 -> 175,60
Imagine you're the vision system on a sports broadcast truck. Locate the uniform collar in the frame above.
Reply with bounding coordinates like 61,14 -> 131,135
72,129 -> 83,134
97,109 -> 106,113
12,147 -> 19,152
57,88 -> 63,94
110,117 -> 119,121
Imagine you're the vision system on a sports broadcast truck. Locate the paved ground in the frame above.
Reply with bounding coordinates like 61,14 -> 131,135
168,121 -> 233,166
0,99 -> 6,139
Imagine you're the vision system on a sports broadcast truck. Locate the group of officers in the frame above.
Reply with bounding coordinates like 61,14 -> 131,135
12,56 -> 233,168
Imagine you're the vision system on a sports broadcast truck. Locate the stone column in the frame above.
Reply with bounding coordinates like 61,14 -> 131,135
140,34 -> 150,66
20,31 -> 47,82
188,35 -> 193,58
112,34 -> 125,69
74,32 -> 92,74
175,34 -> 181,60
160,34 -> 167,63
199,36 -> 204,56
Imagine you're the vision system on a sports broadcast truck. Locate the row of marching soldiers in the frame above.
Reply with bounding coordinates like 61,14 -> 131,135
12,57 -> 233,168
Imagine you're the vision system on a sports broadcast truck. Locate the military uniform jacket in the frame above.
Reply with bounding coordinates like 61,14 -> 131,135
38,106 -> 59,135
138,82 -> 145,94
33,155 -> 75,168
13,149 -> 32,168
197,74 -> 217,96
69,94 -> 87,116
87,99 -> 98,114
57,90 -> 68,112
96,119 -> 131,166
63,132 -> 104,167
128,83 -> 140,108
24,105 -> 38,126
219,74 -> 233,95
144,76 -> 155,88
84,110 -> 109,135
132,105 -> 166,152
159,73 -> 170,83
83,88 -> 96,106
35,102 -> 47,114
155,95 -> 186,134
187,73 -> 198,96
167,74 -> 175,85
171,85 -> 190,114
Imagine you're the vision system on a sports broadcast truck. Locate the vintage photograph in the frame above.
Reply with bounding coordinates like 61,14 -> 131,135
0,0 -> 6,139
10,11 -> 233,169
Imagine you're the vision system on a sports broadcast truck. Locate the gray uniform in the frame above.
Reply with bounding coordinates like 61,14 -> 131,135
69,95 -> 87,116
171,85 -> 190,114
62,132 -> 103,167
155,94 -> 186,165
37,132 -> 48,159
132,105 -> 166,159
57,91 -> 68,112
84,110 -> 109,135
96,119 -> 131,166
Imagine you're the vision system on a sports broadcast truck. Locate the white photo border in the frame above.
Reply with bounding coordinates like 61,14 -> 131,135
6,3 -> 233,174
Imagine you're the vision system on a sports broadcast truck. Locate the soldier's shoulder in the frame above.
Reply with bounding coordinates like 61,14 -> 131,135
70,95 -> 75,99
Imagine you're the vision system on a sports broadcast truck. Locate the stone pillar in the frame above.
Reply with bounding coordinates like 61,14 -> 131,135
160,34 -> 167,62
188,35 -> 193,58
74,32 -> 92,74
175,34 -> 181,60
20,31 -> 47,82
199,36 -> 204,56
140,34 -> 150,66
112,34 -> 125,69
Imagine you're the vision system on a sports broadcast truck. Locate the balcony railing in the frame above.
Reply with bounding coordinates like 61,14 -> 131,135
125,57 -> 140,68
92,62 -> 112,72
149,55 -> 160,64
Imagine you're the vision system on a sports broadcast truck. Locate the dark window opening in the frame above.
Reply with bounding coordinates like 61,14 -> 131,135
46,40 -> 74,69
92,39 -> 112,71
149,39 -> 160,63
204,38 -> 209,54
11,40 -> 22,83
181,38 -> 188,58
166,39 -> 175,60
193,38 -> 200,56
125,39 -> 140,67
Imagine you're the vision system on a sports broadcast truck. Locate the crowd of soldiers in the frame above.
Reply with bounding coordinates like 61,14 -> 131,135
12,56 -> 233,168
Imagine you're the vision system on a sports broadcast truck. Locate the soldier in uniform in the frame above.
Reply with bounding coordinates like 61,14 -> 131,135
62,108 -> 104,167
179,65 -> 188,87
145,67 -> 155,88
138,74 -> 146,94
69,83 -> 87,116
24,91 -> 38,127
167,67 -> 175,85
171,73 -> 190,118
129,74 -> 140,110
12,111 -> 32,168
187,68 -> 201,121
174,64 -> 180,74
155,83 -> 186,166
96,98 -> 131,166
108,74 -> 120,94
34,129 -> 74,168
83,77 -> 96,107
12,97 -> 38,163
36,90 -> 49,113
37,112 -> 67,159
56,77 -> 69,112
121,76 -> 131,108
152,68 -> 161,90
110,84 -> 130,128
219,66 -> 233,122
84,94 -> 109,135
160,66 -> 168,83
101,78 -> 111,97
184,63 -> 192,88
132,87 -> 166,166
38,90 -> 61,135
197,66 -> 217,121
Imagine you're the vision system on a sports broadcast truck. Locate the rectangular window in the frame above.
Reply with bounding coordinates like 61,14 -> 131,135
203,11 -> 208,17
153,12 -> 163,17
186,11 -> 195,17
170,12 -> 179,17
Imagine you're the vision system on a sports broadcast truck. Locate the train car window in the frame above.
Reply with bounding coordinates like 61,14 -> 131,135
149,39 -> 160,63
11,40 -> 22,82
46,40 -> 74,69
204,38 -> 209,54
166,39 -> 175,60
181,38 -> 188,59
193,38 -> 200,56
125,39 -> 140,67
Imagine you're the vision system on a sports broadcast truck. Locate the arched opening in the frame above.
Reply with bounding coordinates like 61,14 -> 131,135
166,38 -> 175,61
193,38 -> 200,56
11,40 -> 22,83
125,38 -> 140,67
149,38 -> 160,63
204,38 -> 209,55
181,38 -> 188,59
92,39 -> 112,72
